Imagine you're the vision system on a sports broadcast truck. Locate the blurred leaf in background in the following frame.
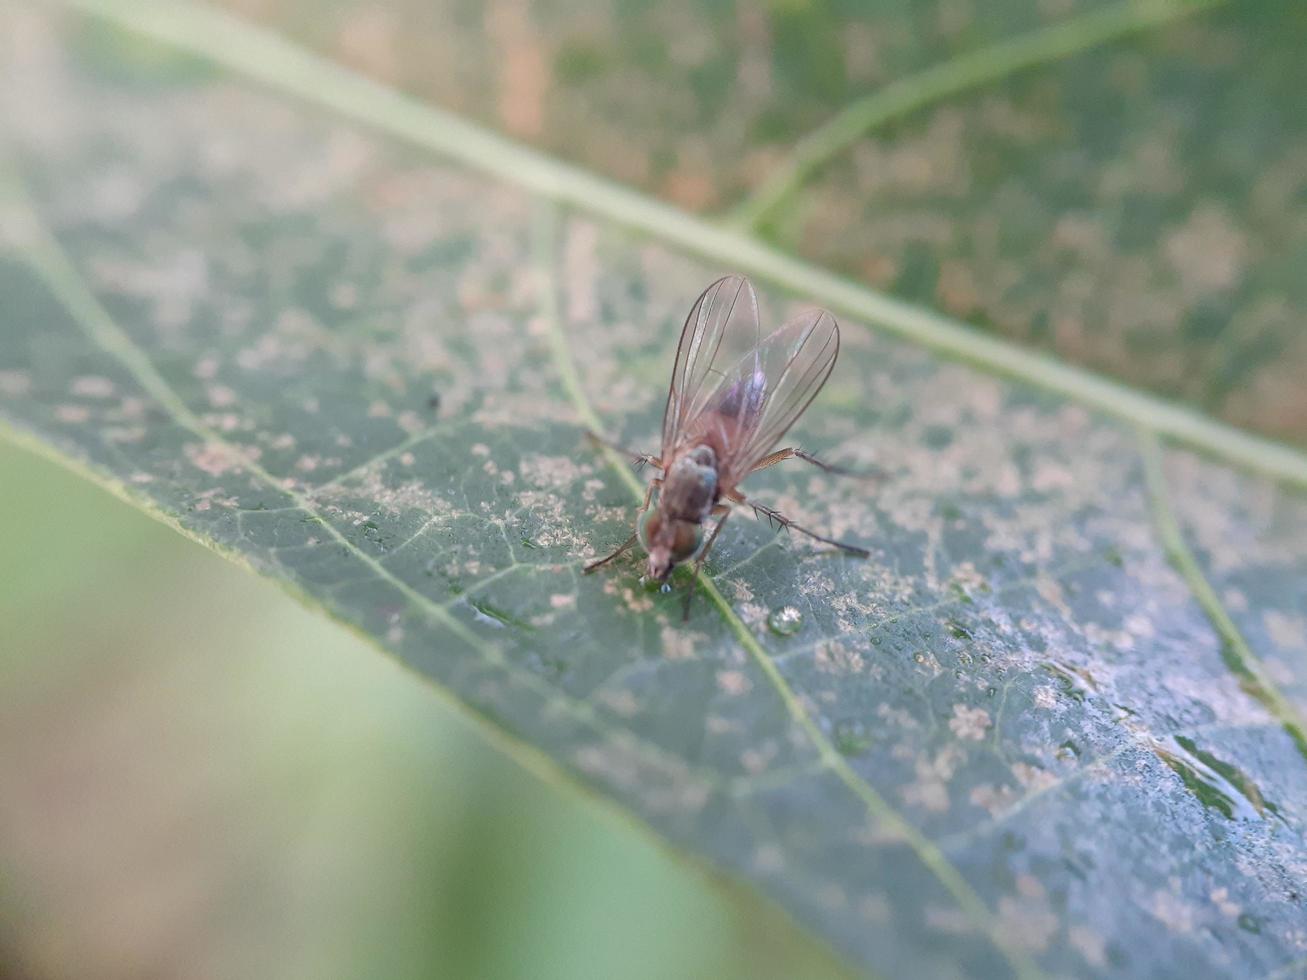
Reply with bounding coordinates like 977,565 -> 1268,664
0,440 -> 844,980
210,0 -> 1307,447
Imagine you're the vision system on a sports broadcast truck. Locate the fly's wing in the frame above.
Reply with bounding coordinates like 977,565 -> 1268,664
691,308 -> 840,487
661,276 -> 762,456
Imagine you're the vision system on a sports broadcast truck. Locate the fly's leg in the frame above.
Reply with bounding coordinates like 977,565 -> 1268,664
728,490 -> 870,558
682,506 -> 730,621
749,446 -> 883,481
583,479 -> 658,574
585,430 -> 662,471
583,533 -> 638,573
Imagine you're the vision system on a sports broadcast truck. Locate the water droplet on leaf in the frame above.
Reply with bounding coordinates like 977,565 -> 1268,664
529,653 -> 566,679
768,605 -> 804,636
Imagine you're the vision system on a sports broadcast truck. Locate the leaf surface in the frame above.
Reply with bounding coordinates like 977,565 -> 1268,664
201,0 -> 1307,447
3,5 -> 1307,978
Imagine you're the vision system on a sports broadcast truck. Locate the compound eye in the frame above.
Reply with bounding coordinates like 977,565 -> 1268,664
671,523 -> 704,562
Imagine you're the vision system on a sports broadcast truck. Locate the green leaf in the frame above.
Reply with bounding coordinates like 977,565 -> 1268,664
3,3 -> 1307,978
748,1 -> 1307,450
195,0 -> 1307,448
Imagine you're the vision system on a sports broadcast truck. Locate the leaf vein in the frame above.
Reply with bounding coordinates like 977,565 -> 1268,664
61,0 -> 1307,488
934,717 -> 1304,854
531,198 -> 1043,980
1139,428 -> 1307,762
1,170 -> 733,801
730,0 -> 1230,230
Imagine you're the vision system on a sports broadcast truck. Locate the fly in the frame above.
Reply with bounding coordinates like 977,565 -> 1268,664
584,275 -> 871,618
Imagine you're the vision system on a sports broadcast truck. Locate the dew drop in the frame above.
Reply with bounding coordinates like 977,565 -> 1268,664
529,653 -> 567,680
1056,740 -> 1081,762
768,605 -> 804,636
913,651 -> 926,664
660,582 -> 673,595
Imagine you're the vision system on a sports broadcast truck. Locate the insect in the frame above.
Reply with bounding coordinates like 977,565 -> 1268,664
584,275 -> 871,618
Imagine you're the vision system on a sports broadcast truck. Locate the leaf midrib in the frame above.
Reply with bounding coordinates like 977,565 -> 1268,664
63,0 -> 1307,488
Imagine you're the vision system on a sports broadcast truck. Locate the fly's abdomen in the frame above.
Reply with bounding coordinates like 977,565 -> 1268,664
715,367 -> 768,423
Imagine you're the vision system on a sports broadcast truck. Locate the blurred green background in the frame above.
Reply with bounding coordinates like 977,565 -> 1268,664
0,438 -> 844,980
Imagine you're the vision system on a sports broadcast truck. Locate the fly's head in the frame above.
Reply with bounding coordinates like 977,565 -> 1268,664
639,509 -> 704,582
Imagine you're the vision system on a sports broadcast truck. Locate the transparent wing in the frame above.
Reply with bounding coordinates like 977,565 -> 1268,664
681,307 -> 840,486
661,275 -> 762,456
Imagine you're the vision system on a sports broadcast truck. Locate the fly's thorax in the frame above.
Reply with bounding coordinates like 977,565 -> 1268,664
660,444 -> 719,521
